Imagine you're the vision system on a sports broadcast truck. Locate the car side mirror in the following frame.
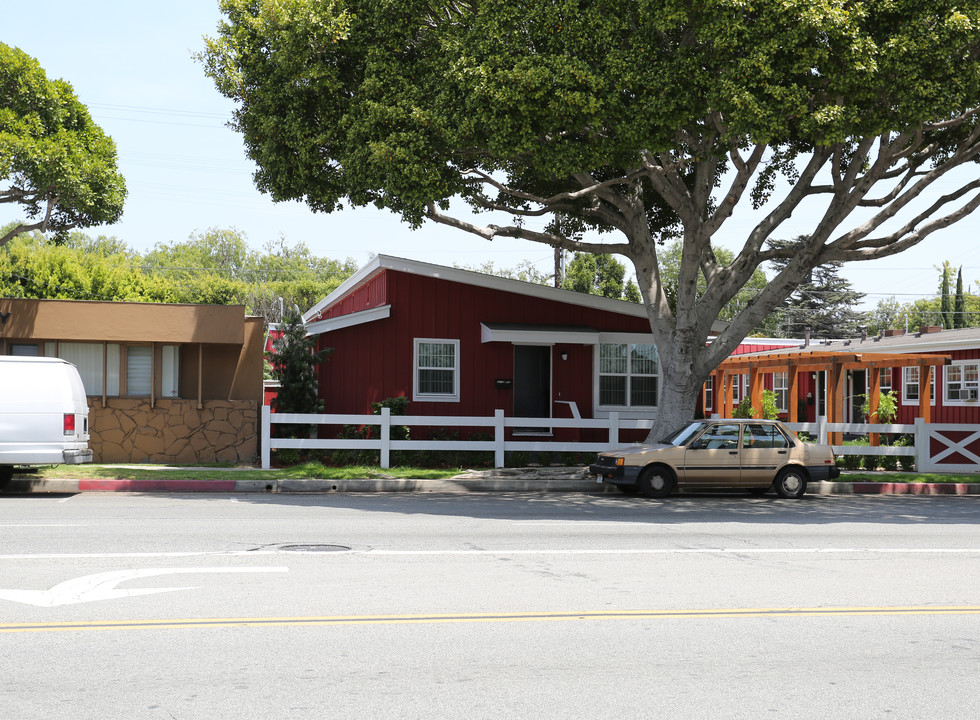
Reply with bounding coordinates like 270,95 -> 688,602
690,439 -> 706,450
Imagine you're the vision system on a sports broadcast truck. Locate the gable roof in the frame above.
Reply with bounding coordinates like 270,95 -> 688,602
304,254 -> 728,334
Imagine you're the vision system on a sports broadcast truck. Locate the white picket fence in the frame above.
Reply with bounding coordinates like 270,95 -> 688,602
260,406 -> 980,473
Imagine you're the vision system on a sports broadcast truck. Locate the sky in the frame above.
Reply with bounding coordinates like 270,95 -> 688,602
4,1 -> 980,312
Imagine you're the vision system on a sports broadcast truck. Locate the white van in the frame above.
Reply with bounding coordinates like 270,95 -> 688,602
0,356 -> 93,485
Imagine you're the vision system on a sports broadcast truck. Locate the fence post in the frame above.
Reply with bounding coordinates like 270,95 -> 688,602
380,407 -> 391,469
817,416 -> 827,446
261,405 -> 271,470
494,409 -> 505,468
914,417 -> 927,472
608,412 -> 620,447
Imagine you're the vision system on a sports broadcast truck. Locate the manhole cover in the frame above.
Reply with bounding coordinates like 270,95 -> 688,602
279,544 -> 351,553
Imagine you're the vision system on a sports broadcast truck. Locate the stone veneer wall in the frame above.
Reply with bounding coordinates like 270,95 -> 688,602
88,398 -> 258,464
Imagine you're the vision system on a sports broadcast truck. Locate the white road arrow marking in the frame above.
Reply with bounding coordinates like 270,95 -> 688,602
0,567 -> 289,607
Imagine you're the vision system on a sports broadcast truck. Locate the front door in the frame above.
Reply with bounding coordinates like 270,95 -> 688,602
514,345 -> 551,433
849,370 -> 866,423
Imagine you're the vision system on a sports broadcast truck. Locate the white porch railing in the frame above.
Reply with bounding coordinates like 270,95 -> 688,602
260,407 -> 979,473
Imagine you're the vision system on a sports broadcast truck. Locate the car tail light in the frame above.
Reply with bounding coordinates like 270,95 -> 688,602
64,413 -> 76,435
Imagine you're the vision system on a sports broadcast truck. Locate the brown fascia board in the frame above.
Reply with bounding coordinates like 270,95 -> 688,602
0,298 -> 246,345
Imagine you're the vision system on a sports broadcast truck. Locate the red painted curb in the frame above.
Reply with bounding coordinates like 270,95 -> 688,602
77,480 -> 238,492
850,482 -> 973,495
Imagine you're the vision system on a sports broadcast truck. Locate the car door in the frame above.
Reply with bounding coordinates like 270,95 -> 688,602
682,422 -> 741,486
740,422 -> 791,487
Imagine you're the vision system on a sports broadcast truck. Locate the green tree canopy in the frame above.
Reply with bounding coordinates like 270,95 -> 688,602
561,252 -> 639,302
955,265 -> 967,328
1,43 -> 126,246
0,230 -> 173,301
456,258 -> 552,285
764,236 -> 867,338
269,305 -> 331,437
0,225 -> 356,322
867,263 -> 980,333
203,0 -> 980,437
939,261 -> 954,329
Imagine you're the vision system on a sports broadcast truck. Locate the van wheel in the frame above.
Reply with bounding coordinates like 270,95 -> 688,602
0,466 -> 12,489
638,465 -> 674,498
774,467 -> 808,499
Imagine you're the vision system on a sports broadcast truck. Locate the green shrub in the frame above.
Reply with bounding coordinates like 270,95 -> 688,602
733,390 -> 779,420
506,451 -> 529,468
861,390 -> 898,425
895,435 -> 916,472
838,437 -> 868,470
880,455 -> 898,471
274,448 -> 303,467
837,453 -> 863,470
862,454 -> 882,471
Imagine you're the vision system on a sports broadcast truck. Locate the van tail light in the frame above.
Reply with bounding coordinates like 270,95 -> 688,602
64,413 -> 76,435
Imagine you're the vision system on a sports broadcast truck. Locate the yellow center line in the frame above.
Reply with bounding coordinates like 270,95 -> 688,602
2,606 -> 979,633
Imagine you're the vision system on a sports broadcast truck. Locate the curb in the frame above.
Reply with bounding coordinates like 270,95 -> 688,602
3,477 -> 979,495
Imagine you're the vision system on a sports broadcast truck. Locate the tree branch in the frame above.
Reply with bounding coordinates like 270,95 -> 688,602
424,202 -> 630,255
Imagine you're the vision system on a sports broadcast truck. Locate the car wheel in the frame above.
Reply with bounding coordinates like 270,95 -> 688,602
638,465 -> 674,498
774,467 -> 808,499
616,484 -> 640,495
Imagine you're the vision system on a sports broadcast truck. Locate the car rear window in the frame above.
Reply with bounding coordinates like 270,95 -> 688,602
743,423 -> 791,449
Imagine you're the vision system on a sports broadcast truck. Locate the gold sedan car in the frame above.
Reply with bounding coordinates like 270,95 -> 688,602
589,419 -> 839,499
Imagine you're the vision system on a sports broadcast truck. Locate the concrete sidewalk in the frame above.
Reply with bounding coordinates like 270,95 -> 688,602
3,467 -> 979,495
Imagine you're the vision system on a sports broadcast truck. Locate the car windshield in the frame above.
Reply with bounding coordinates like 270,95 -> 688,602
659,421 -> 708,446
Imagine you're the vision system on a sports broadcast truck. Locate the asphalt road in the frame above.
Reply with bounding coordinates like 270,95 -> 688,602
1,492 -> 979,719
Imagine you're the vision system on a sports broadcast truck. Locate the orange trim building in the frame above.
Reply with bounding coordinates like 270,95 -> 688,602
713,349 -> 950,444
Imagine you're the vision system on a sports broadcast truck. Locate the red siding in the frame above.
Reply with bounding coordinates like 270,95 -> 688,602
732,342 -> 800,355
317,272 -> 388,320
892,349 -> 980,425
316,269 -> 651,428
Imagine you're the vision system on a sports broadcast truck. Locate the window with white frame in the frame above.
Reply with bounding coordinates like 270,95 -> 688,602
879,368 -> 893,394
773,372 -> 789,413
944,361 -> 980,404
703,376 -> 713,413
729,373 -> 748,405
414,339 -> 460,401
598,342 -> 659,409
902,366 -> 936,406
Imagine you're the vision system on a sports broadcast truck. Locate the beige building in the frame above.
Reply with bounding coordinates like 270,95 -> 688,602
0,298 -> 264,464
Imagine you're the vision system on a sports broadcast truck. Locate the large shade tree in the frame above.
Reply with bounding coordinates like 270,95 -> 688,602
203,0 -> 980,438
0,43 -> 126,246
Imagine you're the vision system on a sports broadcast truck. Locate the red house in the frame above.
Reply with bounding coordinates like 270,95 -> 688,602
303,255 -> 726,440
